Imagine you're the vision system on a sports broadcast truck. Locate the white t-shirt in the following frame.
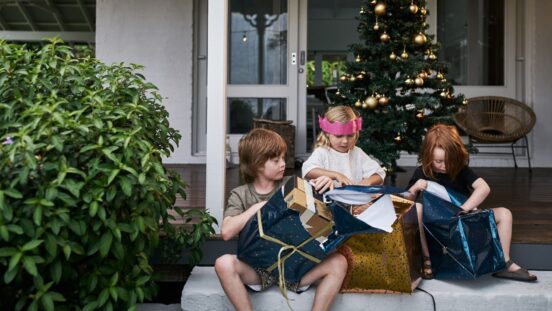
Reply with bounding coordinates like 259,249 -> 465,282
301,146 -> 386,183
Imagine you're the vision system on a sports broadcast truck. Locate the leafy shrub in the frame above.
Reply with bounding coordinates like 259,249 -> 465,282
0,39 -> 190,310
156,209 -> 217,266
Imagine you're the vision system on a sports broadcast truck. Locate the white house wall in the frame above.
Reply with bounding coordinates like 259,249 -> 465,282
95,0 -> 194,164
532,0 -> 552,167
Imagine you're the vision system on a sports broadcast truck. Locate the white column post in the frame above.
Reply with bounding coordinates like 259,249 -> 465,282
206,0 -> 228,232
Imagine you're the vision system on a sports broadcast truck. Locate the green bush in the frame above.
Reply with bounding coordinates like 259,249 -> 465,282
156,209 -> 217,266
0,39 -> 191,310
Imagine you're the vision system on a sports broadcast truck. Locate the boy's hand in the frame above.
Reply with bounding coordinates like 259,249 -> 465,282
251,201 -> 267,212
311,176 -> 335,193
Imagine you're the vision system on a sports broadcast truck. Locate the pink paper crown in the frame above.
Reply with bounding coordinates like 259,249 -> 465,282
318,116 -> 362,135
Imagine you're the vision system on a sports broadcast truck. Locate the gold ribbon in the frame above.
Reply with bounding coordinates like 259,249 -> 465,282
256,210 -> 334,309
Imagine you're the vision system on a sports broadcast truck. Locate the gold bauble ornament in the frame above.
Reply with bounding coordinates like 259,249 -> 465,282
340,75 -> 348,81
405,78 -> 414,85
414,77 -> 424,86
441,78 -> 447,83
462,99 -> 469,105
364,96 -> 378,109
336,89 -> 340,95
357,74 -> 364,80
428,53 -> 437,60
350,76 -> 356,82
414,33 -> 427,45
416,112 -> 424,120
374,3 -> 387,15
420,7 -> 427,15
418,72 -> 428,79
440,91 -> 447,97
370,0 -> 377,5
401,50 -> 409,59
373,22 -> 380,31
380,32 -> 390,42
362,102 -> 368,109
436,72 -> 444,80
355,99 -> 362,107
394,133 -> 402,142
389,52 -> 397,60
355,55 -> 361,62
378,96 -> 389,105
409,4 -> 419,14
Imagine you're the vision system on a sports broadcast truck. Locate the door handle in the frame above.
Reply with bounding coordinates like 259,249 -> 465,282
300,50 -> 305,65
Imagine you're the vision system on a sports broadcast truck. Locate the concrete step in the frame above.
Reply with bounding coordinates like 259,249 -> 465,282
181,267 -> 552,311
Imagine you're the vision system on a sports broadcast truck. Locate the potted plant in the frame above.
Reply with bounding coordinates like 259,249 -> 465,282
150,207 -> 217,304
0,39 -> 189,310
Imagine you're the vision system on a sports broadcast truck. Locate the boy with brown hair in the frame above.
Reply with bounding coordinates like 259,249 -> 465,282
214,128 -> 347,311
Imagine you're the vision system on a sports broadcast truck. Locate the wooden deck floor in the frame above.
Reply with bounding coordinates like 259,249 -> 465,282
166,164 -> 552,244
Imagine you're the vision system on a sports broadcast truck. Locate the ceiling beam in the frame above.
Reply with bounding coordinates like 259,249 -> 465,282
75,0 -> 93,31
0,12 -> 8,30
43,0 -> 66,31
15,0 -> 37,31
0,31 -> 94,42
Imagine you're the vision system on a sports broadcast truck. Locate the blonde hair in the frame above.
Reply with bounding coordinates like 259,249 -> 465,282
315,105 -> 360,149
239,128 -> 287,183
420,124 -> 468,180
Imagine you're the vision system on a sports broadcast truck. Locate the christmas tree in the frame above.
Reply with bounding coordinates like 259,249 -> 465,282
330,0 -> 466,171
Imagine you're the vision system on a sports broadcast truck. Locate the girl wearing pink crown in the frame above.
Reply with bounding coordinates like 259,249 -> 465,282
302,105 -> 386,193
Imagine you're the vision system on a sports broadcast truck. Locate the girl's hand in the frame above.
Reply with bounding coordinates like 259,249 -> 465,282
409,179 -> 428,196
311,176 -> 335,193
333,173 -> 353,187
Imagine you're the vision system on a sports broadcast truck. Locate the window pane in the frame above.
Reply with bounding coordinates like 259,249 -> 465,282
229,0 -> 288,84
437,0 -> 504,86
228,98 -> 287,134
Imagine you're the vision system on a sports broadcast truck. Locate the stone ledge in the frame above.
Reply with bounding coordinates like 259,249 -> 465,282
181,267 -> 552,311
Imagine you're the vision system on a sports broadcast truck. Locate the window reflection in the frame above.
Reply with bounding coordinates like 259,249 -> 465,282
228,98 -> 287,133
437,0 -> 504,86
229,0 -> 288,84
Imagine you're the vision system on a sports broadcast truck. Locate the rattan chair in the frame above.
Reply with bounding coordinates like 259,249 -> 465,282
453,96 -> 536,170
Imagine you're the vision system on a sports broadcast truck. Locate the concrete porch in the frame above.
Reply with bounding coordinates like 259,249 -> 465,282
180,267 -> 552,311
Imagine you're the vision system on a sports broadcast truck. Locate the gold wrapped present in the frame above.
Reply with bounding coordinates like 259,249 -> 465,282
339,195 -> 422,293
283,177 -> 333,241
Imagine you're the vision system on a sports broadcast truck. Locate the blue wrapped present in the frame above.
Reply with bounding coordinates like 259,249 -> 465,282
237,178 -> 338,286
422,181 -> 506,279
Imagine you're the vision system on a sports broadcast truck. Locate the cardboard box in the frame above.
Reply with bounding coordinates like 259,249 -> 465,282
283,177 -> 333,241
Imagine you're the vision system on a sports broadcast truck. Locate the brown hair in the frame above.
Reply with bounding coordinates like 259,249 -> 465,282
239,128 -> 287,183
420,124 -> 468,180
315,105 -> 360,149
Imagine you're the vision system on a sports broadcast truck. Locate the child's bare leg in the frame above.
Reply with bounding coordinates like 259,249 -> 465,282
214,254 -> 261,311
299,252 -> 347,311
416,203 -> 430,257
492,207 -> 523,271
416,203 -> 433,278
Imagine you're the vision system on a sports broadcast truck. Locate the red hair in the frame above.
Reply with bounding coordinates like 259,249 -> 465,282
420,124 -> 468,180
